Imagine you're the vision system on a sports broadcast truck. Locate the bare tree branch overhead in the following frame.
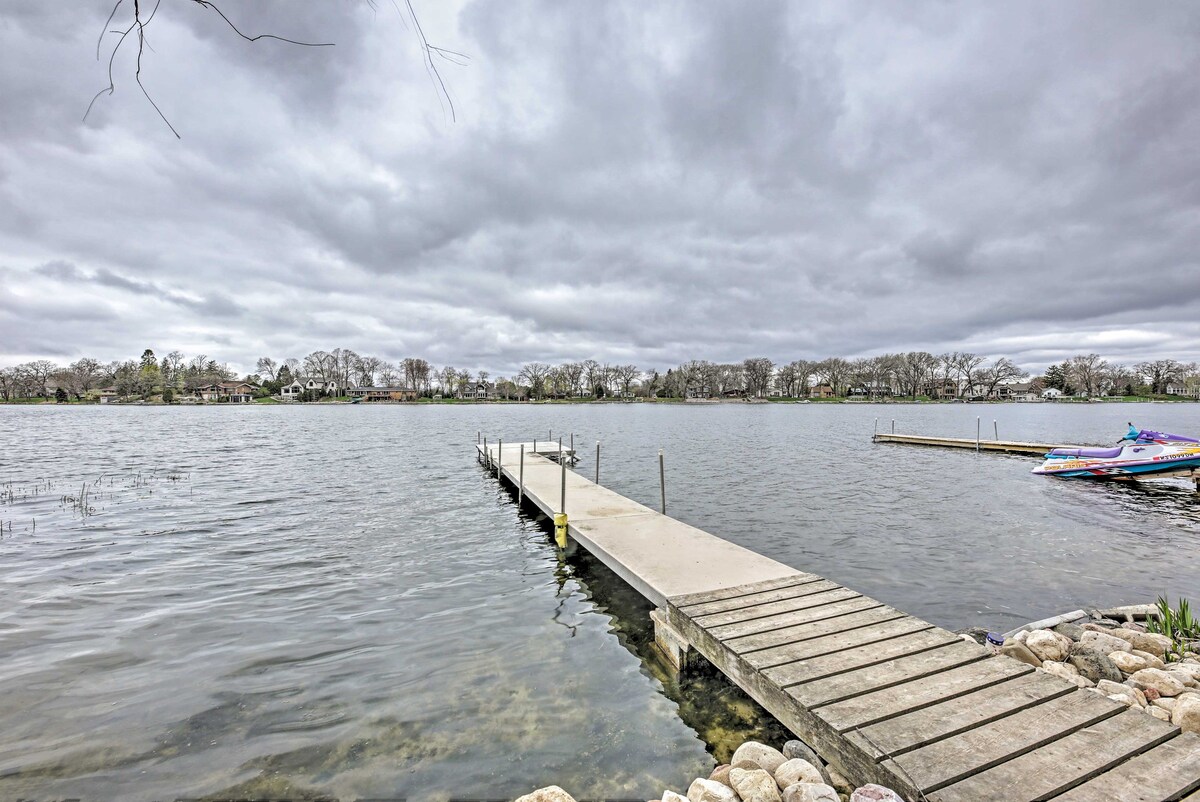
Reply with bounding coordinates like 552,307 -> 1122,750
85,0 -> 464,136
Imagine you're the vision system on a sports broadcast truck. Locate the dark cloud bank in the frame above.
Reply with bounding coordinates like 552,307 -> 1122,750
1,1 -> 1198,375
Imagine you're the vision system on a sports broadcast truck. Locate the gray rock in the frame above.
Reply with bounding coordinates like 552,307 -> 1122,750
782,783 -> 839,802
775,759 -> 824,789
1129,668 -> 1186,697
1052,622 -> 1086,642
1110,652 -> 1151,675
956,626 -> 990,644
1083,619 -> 1122,630
688,779 -> 737,802
782,739 -> 822,767
1080,630 -> 1133,655
850,785 -> 905,802
824,767 -> 854,796
1068,643 -> 1124,683
1173,693 -> 1200,734
1026,629 -> 1072,662
1000,640 -> 1042,667
730,768 -> 783,802
732,742 -> 788,775
515,786 -> 577,802
1039,660 -> 1080,681
1130,632 -> 1174,659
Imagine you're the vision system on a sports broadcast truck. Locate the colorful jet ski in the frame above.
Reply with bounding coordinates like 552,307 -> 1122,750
1033,424 -> 1200,479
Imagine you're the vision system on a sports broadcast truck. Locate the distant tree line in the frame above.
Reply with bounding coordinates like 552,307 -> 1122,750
2,348 -> 1198,402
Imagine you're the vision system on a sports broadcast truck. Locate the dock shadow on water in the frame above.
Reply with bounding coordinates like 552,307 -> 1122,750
527,505 -> 793,766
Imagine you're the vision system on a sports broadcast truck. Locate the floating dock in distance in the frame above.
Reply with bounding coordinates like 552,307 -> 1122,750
873,433 -> 1070,456
474,439 -> 1200,801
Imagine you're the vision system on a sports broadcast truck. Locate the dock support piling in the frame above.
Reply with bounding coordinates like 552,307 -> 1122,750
891,419 -> 896,434
560,449 -> 566,513
659,449 -> 666,515
651,608 -> 692,672
518,444 -> 525,505
994,420 -> 999,440
595,441 -> 600,484
976,417 -> 981,453
874,418 -> 878,439
497,438 -> 502,478
483,437 -> 488,467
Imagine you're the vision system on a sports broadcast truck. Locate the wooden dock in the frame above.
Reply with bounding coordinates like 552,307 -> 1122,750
873,433 -> 1070,455
475,441 -> 1200,800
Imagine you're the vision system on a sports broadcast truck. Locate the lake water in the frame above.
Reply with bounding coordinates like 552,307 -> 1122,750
2,403 -> 1198,800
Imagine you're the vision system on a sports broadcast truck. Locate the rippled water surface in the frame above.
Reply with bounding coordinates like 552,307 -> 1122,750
2,403 -> 1198,800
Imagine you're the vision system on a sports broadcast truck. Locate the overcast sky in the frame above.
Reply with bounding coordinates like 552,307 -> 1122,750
2,2 -> 1198,376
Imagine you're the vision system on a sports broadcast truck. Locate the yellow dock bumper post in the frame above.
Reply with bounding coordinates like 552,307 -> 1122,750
555,451 -> 568,548
554,512 -> 568,549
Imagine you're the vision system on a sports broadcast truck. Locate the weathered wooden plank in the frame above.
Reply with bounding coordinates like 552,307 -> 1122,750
819,655 -> 1034,733
681,577 -> 833,617
726,606 -> 908,655
789,640 -> 989,708
931,708 -> 1179,802
692,586 -> 857,627
763,628 -> 959,687
671,574 -> 814,608
884,690 -> 1125,793
665,600 -> 926,801
709,597 -> 884,640
846,670 -> 1076,759
742,616 -> 933,670
1051,732 -> 1200,802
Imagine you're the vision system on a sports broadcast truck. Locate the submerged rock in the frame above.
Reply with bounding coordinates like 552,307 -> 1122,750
732,742 -> 788,775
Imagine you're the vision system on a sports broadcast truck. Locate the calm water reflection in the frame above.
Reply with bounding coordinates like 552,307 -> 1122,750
1,403 -> 1197,800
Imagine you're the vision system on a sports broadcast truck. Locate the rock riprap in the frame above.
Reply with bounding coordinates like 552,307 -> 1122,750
649,738 -> 904,802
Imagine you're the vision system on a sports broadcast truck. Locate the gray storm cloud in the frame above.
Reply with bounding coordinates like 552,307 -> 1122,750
1,1 -> 1198,375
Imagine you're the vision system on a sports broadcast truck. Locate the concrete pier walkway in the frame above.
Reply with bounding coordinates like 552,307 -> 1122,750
475,440 -> 1200,801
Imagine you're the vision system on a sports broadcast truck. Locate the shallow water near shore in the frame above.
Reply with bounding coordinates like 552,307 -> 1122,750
1,402 -> 1198,800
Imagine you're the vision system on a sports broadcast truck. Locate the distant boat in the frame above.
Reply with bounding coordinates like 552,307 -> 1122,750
1033,424 -> 1200,480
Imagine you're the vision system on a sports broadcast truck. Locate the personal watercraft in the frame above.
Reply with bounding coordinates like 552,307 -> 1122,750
1033,424 -> 1200,479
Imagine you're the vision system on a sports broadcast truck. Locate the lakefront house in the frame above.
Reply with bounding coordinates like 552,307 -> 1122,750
280,377 -> 340,400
